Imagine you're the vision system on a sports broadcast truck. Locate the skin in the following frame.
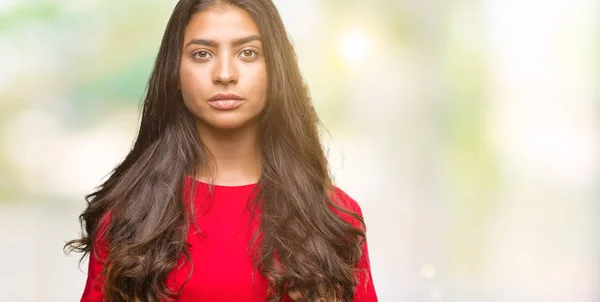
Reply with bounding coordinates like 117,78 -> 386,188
179,4 -> 267,186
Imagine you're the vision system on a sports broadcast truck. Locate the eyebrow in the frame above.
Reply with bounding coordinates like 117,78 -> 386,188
185,35 -> 262,48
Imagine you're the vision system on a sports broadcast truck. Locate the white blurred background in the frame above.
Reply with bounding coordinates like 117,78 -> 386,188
0,0 -> 598,301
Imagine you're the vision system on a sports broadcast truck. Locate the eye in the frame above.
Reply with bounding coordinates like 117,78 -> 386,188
239,47 -> 259,59
192,50 -> 212,60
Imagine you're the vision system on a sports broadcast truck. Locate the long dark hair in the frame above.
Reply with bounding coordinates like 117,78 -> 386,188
65,1 -> 366,301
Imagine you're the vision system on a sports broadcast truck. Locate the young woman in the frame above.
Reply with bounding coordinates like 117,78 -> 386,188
65,0 -> 378,301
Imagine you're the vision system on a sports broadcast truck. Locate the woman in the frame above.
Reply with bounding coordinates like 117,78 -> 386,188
65,0 -> 378,301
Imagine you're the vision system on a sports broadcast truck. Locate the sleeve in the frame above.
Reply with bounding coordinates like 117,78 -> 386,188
331,187 -> 378,302
81,212 -> 111,302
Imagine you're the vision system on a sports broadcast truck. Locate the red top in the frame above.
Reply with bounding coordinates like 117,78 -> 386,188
81,176 -> 378,301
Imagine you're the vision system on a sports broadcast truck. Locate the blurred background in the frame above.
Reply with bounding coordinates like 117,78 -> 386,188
0,0 -> 598,301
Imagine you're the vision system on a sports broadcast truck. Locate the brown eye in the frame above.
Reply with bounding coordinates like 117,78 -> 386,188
240,48 -> 258,59
192,50 -> 212,60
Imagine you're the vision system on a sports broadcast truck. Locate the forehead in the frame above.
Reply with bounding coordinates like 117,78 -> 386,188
184,5 -> 261,42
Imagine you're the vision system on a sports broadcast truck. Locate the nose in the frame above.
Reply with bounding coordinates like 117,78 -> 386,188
212,54 -> 238,85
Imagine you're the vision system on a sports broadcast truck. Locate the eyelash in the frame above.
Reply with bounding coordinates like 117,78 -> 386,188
191,47 -> 260,60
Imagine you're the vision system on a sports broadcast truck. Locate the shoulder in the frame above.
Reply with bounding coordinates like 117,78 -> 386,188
328,185 -> 365,229
330,186 -> 363,213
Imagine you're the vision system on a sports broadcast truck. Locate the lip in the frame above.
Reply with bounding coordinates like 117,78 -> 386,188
208,93 -> 245,110
209,93 -> 244,102
209,99 -> 244,110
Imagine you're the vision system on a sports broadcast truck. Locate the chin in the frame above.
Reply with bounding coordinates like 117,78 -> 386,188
201,115 -> 258,130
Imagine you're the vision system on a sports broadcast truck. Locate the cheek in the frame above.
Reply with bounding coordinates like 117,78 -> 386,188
180,64 -> 208,97
251,66 -> 268,102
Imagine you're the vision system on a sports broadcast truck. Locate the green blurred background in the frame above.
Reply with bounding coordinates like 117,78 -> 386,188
0,0 -> 598,301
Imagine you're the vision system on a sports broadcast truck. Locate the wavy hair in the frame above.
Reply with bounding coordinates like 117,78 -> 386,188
65,0 -> 366,301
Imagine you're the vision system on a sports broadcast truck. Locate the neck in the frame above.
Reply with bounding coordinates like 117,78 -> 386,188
194,120 -> 262,186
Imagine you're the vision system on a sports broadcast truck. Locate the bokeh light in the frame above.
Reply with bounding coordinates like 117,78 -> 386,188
337,28 -> 371,66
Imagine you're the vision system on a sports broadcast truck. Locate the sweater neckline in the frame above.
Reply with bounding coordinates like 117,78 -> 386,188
185,175 -> 258,189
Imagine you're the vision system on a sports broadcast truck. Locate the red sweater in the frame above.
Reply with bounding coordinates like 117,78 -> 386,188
81,176 -> 378,301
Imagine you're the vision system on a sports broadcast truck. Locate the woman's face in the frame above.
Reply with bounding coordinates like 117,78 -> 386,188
179,4 -> 268,130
